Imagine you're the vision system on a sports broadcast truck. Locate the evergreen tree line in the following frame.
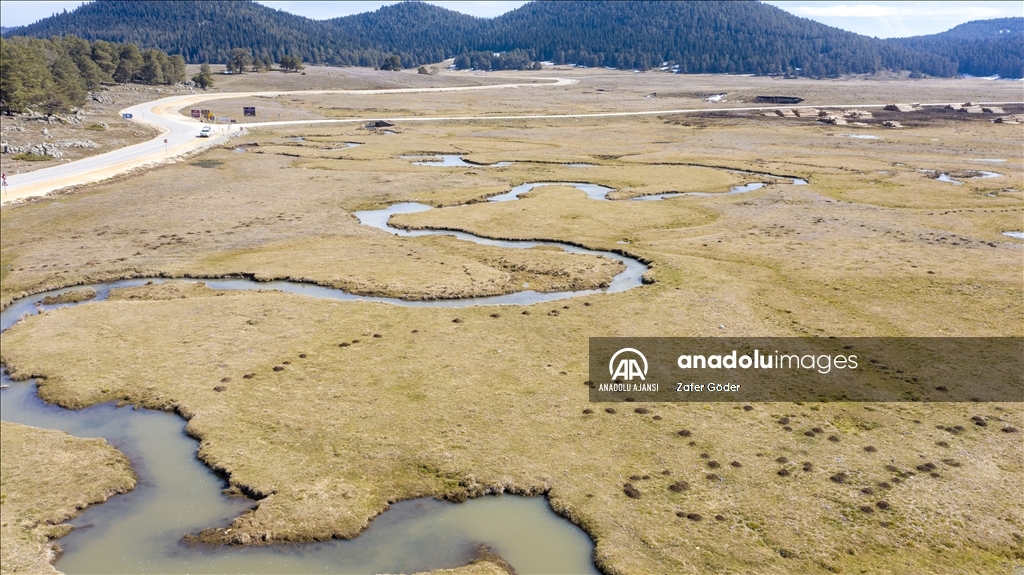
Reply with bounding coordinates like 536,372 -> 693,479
453,49 -> 542,71
6,1 -> 1021,78
888,18 -> 1023,79
1,35 -> 185,114
459,1 -> 959,77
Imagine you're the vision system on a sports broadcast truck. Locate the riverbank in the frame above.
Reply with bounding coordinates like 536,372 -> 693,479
1,69 -> 1021,574
0,421 -> 135,574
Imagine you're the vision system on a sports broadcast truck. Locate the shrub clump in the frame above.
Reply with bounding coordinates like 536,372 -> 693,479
678,429 -> 692,437
623,483 -> 641,498
829,472 -> 848,484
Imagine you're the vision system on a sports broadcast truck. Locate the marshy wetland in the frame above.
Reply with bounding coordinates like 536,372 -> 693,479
1,67 -> 1022,574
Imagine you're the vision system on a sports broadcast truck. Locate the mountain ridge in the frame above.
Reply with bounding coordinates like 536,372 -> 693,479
5,1 -> 1021,78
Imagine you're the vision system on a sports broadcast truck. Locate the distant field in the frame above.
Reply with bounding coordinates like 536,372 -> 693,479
1,69 -> 1022,574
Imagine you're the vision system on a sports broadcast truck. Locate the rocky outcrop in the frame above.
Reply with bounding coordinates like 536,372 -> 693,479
59,139 -> 100,149
89,91 -> 113,103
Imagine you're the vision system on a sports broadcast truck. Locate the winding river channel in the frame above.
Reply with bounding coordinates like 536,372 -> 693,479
1,175 -> 788,574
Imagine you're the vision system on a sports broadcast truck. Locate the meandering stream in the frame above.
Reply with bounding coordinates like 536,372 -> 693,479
1,174 -> 784,573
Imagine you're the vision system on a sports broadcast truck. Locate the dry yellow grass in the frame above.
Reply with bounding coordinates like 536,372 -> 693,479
3,283 -> 1021,574
0,422 -> 135,575
1,71 -> 1022,574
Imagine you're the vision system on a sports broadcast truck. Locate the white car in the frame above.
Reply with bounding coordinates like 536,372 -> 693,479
199,126 -> 213,138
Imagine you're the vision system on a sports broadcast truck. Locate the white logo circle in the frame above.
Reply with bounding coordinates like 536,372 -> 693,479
609,348 -> 648,379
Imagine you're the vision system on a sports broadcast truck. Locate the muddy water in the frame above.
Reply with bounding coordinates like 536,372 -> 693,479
3,176 -> 784,574
0,375 -> 596,574
487,181 -> 615,202
0,287 -> 598,574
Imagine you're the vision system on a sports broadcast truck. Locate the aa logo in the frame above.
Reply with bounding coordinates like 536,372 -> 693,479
609,348 -> 648,381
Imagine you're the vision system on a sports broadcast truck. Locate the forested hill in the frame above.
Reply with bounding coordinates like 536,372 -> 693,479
6,0 -> 1019,78
466,1 -> 953,76
889,18 -> 1023,78
4,1 -> 355,67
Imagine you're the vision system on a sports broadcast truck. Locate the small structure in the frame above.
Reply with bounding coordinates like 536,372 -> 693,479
774,108 -> 797,117
819,116 -> 847,125
844,110 -> 873,119
367,120 -> 395,129
884,104 -> 917,112
882,120 -> 903,128
945,103 -> 963,111
982,106 -> 1005,114
793,108 -> 818,117
756,96 -> 804,104
962,106 -> 984,114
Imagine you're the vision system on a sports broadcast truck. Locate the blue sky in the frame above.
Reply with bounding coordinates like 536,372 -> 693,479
1,1 -> 1021,38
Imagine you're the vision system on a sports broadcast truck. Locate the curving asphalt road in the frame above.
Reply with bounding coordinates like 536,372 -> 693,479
0,77 -> 575,204
1,75 -> 1019,205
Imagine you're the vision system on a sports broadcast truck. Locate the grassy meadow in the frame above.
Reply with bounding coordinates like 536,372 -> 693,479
1,69 -> 1021,574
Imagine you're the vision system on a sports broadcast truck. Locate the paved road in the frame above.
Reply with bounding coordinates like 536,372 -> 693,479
1,78 -> 575,204
1,76 -> 1019,205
